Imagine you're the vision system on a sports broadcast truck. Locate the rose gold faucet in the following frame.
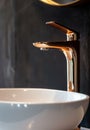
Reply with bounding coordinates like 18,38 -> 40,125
33,21 -> 80,92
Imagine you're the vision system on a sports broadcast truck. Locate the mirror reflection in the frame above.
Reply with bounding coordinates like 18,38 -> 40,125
40,0 -> 80,6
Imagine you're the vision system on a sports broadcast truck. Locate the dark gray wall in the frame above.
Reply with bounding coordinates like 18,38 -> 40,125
0,0 -> 15,87
0,0 -> 90,128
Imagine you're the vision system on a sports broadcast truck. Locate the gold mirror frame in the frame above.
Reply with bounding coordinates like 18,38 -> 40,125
40,0 -> 80,6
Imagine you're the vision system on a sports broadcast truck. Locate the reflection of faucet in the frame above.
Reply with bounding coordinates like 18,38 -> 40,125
33,21 -> 80,92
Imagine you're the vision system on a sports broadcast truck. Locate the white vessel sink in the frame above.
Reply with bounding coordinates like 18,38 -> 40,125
0,88 -> 89,130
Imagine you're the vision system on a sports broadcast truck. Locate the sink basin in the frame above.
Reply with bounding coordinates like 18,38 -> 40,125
0,88 -> 89,130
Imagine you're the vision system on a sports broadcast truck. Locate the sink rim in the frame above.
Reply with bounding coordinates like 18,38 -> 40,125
0,88 -> 89,105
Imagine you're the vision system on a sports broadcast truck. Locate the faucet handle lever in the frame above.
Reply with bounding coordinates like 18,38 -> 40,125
46,21 -> 79,41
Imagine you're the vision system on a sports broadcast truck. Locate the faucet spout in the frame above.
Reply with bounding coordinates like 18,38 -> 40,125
33,21 -> 80,92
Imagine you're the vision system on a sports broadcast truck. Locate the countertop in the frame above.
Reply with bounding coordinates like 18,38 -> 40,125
81,127 -> 90,130
74,127 -> 90,130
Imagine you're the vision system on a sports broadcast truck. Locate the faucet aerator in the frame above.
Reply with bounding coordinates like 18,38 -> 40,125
40,48 -> 49,51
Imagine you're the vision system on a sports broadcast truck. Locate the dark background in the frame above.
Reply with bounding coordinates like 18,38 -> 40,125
0,0 -> 90,128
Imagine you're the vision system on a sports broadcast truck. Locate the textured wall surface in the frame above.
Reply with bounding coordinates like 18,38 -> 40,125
0,0 -> 90,128
0,0 -> 15,87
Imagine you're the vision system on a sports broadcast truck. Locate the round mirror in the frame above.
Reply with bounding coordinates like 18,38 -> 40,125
40,0 -> 80,6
